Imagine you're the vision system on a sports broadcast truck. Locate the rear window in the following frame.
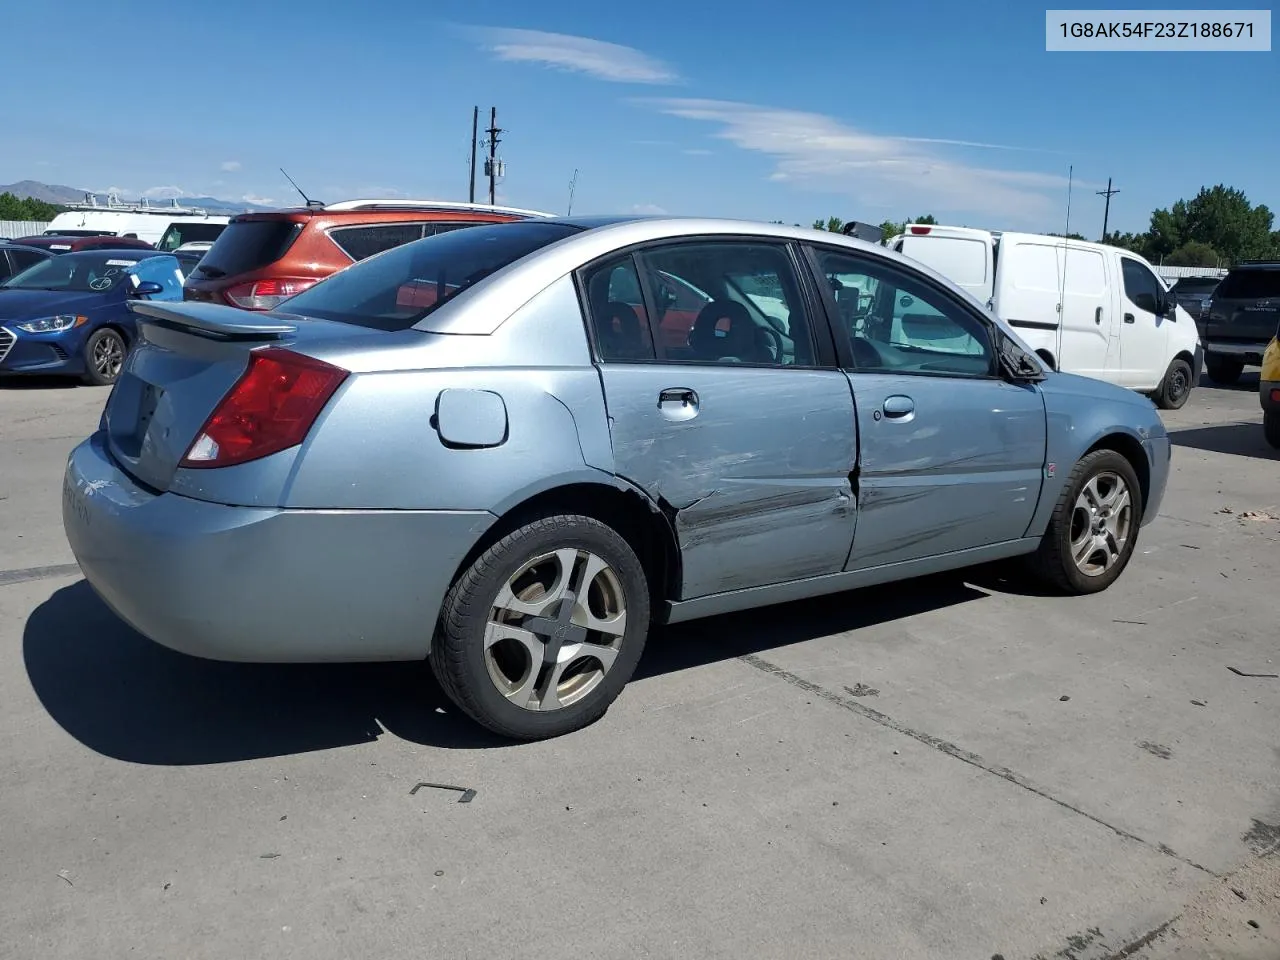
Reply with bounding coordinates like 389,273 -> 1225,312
1172,278 -> 1219,295
194,220 -> 302,278
1213,267 -> 1280,300
278,221 -> 582,331
157,221 -> 227,251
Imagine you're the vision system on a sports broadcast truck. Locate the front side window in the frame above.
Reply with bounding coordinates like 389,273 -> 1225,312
580,255 -> 656,361
634,241 -> 817,366
1120,258 -> 1161,313
812,247 -> 993,377
129,256 -> 184,298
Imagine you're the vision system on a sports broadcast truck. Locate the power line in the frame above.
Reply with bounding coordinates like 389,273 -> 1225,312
1096,177 -> 1120,240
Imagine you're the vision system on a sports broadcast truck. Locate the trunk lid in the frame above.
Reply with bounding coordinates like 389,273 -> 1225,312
104,301 -> 355,492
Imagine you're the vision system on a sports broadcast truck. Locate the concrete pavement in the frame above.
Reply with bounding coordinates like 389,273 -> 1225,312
1,372 -> 1276,959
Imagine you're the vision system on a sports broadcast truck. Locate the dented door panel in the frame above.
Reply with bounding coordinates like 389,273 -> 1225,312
845,374 -> 1047,569
599,364 -> 857,599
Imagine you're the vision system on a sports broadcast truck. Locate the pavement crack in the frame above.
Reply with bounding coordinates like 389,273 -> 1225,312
739,653 -> 1218,878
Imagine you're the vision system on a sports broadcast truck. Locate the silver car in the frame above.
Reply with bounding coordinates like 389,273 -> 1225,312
62,216 -> 1171,740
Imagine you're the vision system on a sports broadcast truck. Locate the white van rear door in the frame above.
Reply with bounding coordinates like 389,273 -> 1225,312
896,226 -> 994,305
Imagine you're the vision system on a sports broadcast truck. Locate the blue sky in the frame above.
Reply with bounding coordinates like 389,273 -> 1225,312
4,0 -> 1276,234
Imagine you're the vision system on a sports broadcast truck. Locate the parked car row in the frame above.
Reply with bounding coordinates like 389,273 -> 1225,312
61,213 -> 1173,740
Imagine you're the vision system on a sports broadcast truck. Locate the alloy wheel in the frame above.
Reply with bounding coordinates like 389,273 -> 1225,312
1068,471 -> 1133,577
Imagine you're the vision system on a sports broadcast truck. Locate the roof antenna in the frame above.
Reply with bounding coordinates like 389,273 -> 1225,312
280,167 -> 323,209
1057,164 -> 1074,331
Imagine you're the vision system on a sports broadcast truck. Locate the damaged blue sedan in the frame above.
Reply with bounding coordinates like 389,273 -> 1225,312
62,216 -> 1170,740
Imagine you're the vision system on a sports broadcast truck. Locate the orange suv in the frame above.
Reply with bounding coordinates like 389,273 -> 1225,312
183,199 -> 550,310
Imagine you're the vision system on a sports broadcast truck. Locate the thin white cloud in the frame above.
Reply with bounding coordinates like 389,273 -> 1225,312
468,26 -> 678,84
683,148 -> 713,156
140,185 -> 189,200
221,160 -> 242,172
242,193 -> 275,205
631,203 -> 668,215
641,98 -> 1081,223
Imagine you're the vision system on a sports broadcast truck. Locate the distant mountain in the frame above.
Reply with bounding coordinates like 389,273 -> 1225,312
0,180 -> 277,214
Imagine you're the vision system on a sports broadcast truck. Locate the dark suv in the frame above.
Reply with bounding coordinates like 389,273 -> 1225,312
183,200 -> 549,311
1199,261 -> 1280,384
1169,275 -> 1219,318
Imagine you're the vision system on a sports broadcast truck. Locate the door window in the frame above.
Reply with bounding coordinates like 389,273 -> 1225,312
1120,258 -> 1161,313
580,254 -> 657,361
813,248 -> 993,377
635,241 -> 817,366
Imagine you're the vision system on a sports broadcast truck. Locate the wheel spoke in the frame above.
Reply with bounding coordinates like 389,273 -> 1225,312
581,642 -> 619,672
1081,477 -> 1103,510
492,548 -> 579,618
1101,532 -> 1121,569
572,595 -> 627,637
1072,532 -> 1097,567
1096,476 -> 1125,510
535,659 -> 573,712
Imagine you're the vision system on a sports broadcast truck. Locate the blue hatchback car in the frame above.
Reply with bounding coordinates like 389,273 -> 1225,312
0,249 -> 184,385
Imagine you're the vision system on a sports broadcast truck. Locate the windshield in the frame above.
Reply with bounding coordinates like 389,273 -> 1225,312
279,221 -> 583,331
1,251 -> 147,292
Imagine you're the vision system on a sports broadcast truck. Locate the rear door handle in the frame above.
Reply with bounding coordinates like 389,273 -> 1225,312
881,395 -> 915,419
1095,306 -> 1103,325
1123,313 -> 1135,324
658,387 -> 699,421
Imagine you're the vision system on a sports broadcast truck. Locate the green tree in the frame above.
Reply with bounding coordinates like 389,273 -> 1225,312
0,192 -> 66,221
1164,240 -> 1221,267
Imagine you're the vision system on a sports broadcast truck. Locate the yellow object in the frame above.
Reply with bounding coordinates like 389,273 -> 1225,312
1262,336 -> 1280,384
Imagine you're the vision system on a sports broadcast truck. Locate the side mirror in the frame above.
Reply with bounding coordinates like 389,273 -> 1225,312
131,280 -> 165,297
1158,291 -> 1176,317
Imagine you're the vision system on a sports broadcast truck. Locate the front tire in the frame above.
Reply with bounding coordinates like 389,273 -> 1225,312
1154,357 -> 1194,410
1027,449 -> 1143,594
429,513 -> 651,740
1205,354 -> 1243,385
81,328 -> 126,386
1265,410 -> 1280,450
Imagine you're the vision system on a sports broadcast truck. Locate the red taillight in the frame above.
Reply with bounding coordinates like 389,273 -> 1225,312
180,349 -> 348,469
224,277 -> 318,311
909,225 -> 932,235
1271,388 -> 1280,403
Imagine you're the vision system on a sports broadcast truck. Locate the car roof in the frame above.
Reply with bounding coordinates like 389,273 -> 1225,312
58,248 -> 168,259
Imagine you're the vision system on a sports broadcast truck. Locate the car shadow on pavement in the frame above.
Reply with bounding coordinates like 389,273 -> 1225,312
637,573 -> 988,680
23,580 -> 513,765
1170,422 -> 1278,460
0,375 -> 80,390
1198,371 -> 1260,393
26,572 -> 991,763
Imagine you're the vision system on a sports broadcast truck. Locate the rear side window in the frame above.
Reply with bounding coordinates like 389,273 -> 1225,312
8,248 -> 46,272
328,223 -> 426,262
1214,268 -> 1280,300
194,220 -> 302,278
279,221 -> 583,331
902,236 -> 988,287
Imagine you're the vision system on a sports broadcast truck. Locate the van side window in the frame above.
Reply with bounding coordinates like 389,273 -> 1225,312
812,247 -> 993,378
1120,258 -> 1160,313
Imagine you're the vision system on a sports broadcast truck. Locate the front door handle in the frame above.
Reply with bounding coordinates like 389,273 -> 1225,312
1123,313 -> 1135,324
1095,306 -> 1103,325
658,387 -> 699,421
882,395 -> 915,419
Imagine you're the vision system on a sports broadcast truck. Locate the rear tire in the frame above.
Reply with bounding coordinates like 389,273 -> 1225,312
1265,411 -> 1280,450
81,328 -> 126,386
1154,357 -> 1194,410
1205,355 -> 1243,385
1026,449 -> 1143,595
429,513 -> 651,740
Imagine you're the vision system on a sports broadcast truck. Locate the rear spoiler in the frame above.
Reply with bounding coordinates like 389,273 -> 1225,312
840,221 -> 883,244
129,300 -> 297,340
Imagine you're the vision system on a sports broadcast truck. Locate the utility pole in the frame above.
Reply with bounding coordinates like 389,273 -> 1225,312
567,168 -> 579,215
1096,177 -> 1120,241
485,107 -> 503,206
468,107 -> 480,204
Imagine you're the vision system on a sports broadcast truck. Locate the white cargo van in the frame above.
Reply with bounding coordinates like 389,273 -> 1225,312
44,195 -> 230,249
891,225 -> 1203,409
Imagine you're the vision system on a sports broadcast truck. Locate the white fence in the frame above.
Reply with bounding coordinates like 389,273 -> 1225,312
1156,265 -> 1229,283
0,220 -> 50,238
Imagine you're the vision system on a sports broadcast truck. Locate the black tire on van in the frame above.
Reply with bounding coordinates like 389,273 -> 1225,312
1154,357 -> 1193,410
1205,354 -> 1243,385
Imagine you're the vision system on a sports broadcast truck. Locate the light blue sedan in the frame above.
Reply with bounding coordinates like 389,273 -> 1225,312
62,216 -> 1171,740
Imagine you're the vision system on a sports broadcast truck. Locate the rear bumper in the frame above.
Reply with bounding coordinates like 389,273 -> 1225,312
62,432 -> 496,662
1204,340 -> 1269,366
1141,436 -> 1171,527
